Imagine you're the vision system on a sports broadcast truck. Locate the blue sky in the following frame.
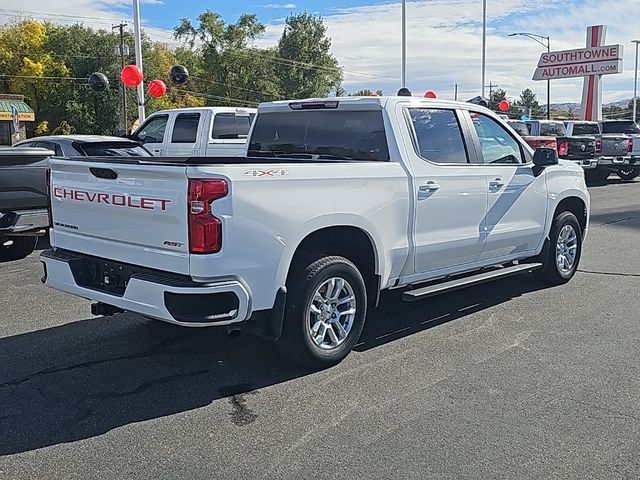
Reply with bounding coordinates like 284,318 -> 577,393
2,0 -> 639,104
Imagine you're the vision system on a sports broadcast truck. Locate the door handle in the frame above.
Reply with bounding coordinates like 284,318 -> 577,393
419,181 -> 441,192
489,178 -> 505,189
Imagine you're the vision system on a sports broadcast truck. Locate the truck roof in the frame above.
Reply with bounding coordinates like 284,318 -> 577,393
258,96 -> 489,113
152,106 -> 257,116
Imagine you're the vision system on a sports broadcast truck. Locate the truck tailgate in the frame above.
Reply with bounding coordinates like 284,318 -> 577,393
600,135 -> 629,157
49,159 -> 190,275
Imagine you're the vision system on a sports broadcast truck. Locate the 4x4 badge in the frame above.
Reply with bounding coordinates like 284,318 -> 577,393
242,169 -> 291,177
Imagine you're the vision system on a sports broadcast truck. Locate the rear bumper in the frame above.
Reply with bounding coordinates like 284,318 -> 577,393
0,209 -> 49,235
597,155 -> 631,167
41,249 -> 251,327
570,159 -> 598,170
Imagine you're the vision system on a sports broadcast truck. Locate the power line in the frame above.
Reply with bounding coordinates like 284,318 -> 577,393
190,76 -> 279,100
0,8 -> 131,24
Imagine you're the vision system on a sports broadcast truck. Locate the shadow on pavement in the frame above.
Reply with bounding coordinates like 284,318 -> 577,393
0,274 -> 547,455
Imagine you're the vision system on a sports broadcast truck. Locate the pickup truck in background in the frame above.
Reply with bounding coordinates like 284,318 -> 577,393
600,120 -> 640,180
564,121 -> 631,182
0,148 -> 51,261
42,97 -> 590,368
526,120 -> 597,171
507,120 -> 557,150
129,107 -> 256,157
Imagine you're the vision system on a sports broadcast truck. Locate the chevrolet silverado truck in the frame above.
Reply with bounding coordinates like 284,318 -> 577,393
0,148 -> 51,261
526,120 -> 597,171
42,97 -> 590,368
564,121 -> 631,182
600,120 -> 640,180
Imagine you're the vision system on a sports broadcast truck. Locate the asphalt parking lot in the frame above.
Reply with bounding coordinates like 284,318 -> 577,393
1,179 -> 639,480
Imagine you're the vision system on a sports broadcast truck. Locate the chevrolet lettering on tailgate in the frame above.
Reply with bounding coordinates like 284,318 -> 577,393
53,187 -> 171,211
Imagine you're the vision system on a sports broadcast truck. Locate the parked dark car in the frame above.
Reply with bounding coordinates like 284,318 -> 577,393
0,148 -> 51,261
13,135 -> 152,157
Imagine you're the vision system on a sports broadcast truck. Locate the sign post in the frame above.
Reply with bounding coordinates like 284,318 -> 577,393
10,104 -> 19,143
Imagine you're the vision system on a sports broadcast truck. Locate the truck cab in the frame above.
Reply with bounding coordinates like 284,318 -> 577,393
131,107 -> 256,157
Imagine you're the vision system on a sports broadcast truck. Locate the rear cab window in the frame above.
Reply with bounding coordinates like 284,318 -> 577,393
406,108 -> 469,164
571,123 -> 600,136
602,121 -> 640,134
171,113 -> 200,144
540,122 -> 566,137
211,113 -> 256,141
249,108 -> 389,161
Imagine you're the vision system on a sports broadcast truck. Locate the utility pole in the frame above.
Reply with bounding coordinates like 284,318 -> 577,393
454,83 -> 458,101
112,23 -> 128,132
401,0 -> 406,89
632,40 -> 639,123
486,81 -> 498,109
132,0 -> 145,122
481,0 -> 487,98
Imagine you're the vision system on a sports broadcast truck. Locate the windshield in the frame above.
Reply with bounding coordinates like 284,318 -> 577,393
540,122 -> 566,137
248,110 -> 389,161
602,121 -> 640,134
571,123 -> 600,135
507,121 -> 529,137
78,142 -> 151,157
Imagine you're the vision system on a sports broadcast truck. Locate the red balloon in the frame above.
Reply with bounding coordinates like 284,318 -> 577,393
121,65 -> 143,88
424,91 -> 437,99
148,79 -> 167,98
499,100 -> 510,112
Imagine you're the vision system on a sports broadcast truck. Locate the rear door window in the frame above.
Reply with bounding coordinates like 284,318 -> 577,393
35,141 -> 63,156
407,109 -> 469,164
540,122 -> 566,136
249,110 -> 389,161
212,113 -> 238,139
171,113 -> 200,143
135,114 -> 169,144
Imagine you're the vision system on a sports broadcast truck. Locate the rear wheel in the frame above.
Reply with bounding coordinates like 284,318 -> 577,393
0,236 -> 38,262
534,212 -> 582,285
617,168 -> 640,181
275,255 -> 367,368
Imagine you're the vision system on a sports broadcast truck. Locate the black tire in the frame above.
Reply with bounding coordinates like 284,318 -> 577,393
275,255 -> 367,368
0,236 -> 38,262
534,212 -> 582,285
617,168 -> 640,181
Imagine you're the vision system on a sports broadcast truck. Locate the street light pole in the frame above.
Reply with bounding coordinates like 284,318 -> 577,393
132,0 -> 146,123
401,0 -> 406,89
481,0 -> 486,98
633,40 -> 640,123
509,32 -> 550,119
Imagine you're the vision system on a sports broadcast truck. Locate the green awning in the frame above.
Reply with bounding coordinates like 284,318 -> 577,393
0,101 -> 35,121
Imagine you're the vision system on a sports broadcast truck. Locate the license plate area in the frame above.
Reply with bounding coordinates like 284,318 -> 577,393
70,257 -> 138,296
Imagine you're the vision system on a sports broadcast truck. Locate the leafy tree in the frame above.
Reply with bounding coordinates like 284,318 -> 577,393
351,89 -> 383,96
489,88 -> 519,116
517,88 -> 544,118
277,13 -> 342,99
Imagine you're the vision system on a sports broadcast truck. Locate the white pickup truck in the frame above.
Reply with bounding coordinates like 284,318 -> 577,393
42,97 -> 590,368
130,107 -> 256,157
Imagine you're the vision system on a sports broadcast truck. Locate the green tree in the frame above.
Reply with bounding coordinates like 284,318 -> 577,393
351,89 -> 383,96
175,12 -> 278,106
489,88 -> 520,116
277,13 -> 342,99
517,88 -> 544,118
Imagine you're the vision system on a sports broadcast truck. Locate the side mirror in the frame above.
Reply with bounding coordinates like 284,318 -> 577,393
533,147 -> 558,167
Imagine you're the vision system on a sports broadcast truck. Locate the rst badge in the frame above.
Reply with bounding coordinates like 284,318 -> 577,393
242,169 -> 290,178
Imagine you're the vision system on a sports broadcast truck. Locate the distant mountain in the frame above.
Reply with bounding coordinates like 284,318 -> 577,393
549,98 -> 632,112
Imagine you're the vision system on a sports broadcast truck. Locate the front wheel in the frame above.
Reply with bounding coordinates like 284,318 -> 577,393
534,212 -> 582,285
617,168 -> 640,181
275,255 -> 367,368
0,236 -> 38,262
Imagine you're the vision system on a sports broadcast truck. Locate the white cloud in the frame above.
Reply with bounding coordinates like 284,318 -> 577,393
259,3 -> 296,8
260,0 -> 640,103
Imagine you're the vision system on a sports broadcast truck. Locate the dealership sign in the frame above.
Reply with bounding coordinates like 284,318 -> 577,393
532,44 -> 623,81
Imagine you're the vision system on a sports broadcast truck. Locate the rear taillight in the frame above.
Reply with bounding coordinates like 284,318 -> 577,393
188,179 -> 228,254
544,139 -> 557,151
46,168 -> 52,228
595,139 -> 602,154
628,138 -> 633,154
558,141 -> 569,157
